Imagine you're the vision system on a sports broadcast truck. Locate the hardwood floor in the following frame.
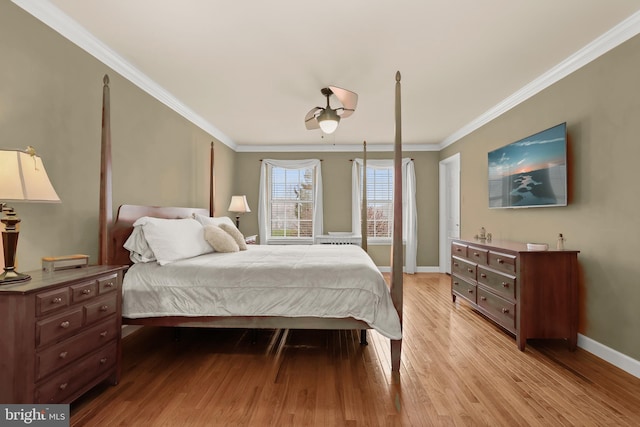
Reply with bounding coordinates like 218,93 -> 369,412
70,273 -> 640,426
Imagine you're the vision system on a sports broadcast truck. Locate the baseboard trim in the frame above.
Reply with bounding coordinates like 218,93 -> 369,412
578,333 -> 640,379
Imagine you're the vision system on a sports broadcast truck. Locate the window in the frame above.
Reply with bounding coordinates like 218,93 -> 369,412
269,166 -> 314,238
362,167 -> 393,238
258,159 -> 323,244
351,158 -> 418,273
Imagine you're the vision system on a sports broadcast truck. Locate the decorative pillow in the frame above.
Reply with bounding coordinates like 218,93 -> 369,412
203,225 -> 239,253
132,216 -> 213,265
193,213 -> 236,229
123,225 -> 157,263
219,222 -> 247,250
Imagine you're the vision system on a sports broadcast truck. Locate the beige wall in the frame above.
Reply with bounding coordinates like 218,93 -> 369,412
441,34 -> 640,360
232,150 -> 439,267
1,2 -> 232,271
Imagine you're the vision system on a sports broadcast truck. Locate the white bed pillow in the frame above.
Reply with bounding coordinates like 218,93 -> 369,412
203,224 -> 239,253
123,225 -> 157,263
132,216 -> 213,265
219,222 -> 247,250
193,213 -> 236,229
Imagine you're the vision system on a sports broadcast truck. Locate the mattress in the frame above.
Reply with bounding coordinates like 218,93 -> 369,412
121,244 -> 402,339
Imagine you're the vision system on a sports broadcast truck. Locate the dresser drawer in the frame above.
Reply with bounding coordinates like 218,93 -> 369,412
477,288 -> 516,331
36,288 -> 70,316
468,246 -> 489,266
98,274 -> 118,294
452,275 -> 477,304
36,308 -> 84,348
451,242 -> 467,258
478,266 -> 516,300
36,318 -> 119,381
36,341 -> 117,404
452,256 -> 477,281
488,251 -> 517,274
84,294 -> 118,325
71,280 -> 99,303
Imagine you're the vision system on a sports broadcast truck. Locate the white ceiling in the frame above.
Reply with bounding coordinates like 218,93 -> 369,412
14,0 -> 640,151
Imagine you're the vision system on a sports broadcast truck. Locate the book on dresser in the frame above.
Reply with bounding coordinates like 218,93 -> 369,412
0,265 -> 125,404
450,238 -> 579,351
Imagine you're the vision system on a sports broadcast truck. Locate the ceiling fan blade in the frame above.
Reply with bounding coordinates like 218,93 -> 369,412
329,86 -> 358,112
337,108 -> 356,119
305,107 -> 322,130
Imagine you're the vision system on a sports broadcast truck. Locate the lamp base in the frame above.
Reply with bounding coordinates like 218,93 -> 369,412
0,269 -> 31,285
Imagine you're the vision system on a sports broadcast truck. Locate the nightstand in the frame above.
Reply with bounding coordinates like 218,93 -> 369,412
0,265 -> 125,404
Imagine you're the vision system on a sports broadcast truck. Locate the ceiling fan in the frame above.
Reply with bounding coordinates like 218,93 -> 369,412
304,86 -> 358,134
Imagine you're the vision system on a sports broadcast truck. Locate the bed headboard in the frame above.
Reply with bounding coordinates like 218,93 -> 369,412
108,204 -> 209,266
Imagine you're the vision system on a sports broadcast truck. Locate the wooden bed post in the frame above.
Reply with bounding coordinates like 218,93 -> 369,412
99,74 -> 112,265
391,71 -> 403,373
360,140 -> 368,252
209,141 -> 215,216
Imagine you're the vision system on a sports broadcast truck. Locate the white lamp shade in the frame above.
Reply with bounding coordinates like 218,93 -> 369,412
228,195 -> 251,213
317,109 -> 340,134
0,149 -> 60,202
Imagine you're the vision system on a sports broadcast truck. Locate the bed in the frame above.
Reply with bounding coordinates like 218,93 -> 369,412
98,73 -> 405,372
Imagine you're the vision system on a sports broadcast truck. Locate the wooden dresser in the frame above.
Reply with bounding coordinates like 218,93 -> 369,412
450,238 -> 579,351
0,265 -> 125,403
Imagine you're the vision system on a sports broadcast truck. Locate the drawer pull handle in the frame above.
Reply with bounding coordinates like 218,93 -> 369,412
100,357 -> 108,364
59,351 -> 68,359
60,321 -> 70,329
497,258 -> 504,264
82,289 -> 92,295
453,262 -> 459,267
453,281 -> 459,286
100,331 -> 108,337
480,296 -> 487,301
467,289 -> 474,294
59,383 -> 68,391
52,297 -> 63,304
474,252 -> 479,257
480,273 -> 487,278
501,308 -> 509,314
467,268 -> 473,273
456,248 -> 461,252
104,282 -> 114,288
502,282 -> 509,288
100,305 -> 109,312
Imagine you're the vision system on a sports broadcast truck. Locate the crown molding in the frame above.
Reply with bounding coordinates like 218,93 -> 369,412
12,0 -> 237,151
439,10 -> 640,150
234,142 -> 440,153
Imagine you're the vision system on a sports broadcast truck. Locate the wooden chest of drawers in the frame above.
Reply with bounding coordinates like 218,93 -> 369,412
451,238 -> 579,351
0,265 -> 125,403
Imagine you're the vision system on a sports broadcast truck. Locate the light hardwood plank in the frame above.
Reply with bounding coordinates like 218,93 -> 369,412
70,273 -> 640,426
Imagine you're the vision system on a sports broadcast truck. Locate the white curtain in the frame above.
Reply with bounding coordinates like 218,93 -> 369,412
258,159 -> 323,245
351,158 -> 418,273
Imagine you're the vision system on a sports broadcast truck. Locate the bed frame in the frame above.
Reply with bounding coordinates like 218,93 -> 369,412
98,73 -> 404,372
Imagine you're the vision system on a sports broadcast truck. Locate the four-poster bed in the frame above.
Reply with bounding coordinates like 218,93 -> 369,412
98,73 -> 405,372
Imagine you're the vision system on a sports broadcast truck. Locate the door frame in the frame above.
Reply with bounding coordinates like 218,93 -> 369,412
439,153 -> 461,273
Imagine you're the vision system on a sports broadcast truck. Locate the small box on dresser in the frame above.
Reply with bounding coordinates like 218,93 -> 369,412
0,265 -> 125,404
451,238 -> 579,351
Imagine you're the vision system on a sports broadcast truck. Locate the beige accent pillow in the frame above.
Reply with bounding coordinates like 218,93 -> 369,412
219,223 -> 248,250
203,225 -> 239,253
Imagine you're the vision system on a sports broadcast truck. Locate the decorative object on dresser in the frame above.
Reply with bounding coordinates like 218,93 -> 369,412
0,147 -> 61,284
451,238 -> 579,351
42,254 -> 90,272
0,265 -> 125,403
227,195 -> 251,228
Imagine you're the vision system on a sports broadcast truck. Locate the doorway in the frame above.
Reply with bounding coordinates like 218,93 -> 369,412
439,153 -> 460,273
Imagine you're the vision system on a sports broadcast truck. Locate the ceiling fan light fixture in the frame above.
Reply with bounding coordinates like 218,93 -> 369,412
317,109 -> 340,134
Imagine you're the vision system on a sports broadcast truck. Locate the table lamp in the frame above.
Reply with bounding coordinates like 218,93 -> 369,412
0,147 -> 60,284
228,195 -> 251,228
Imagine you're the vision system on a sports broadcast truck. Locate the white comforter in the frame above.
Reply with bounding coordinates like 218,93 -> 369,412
122,244 -> 402,339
